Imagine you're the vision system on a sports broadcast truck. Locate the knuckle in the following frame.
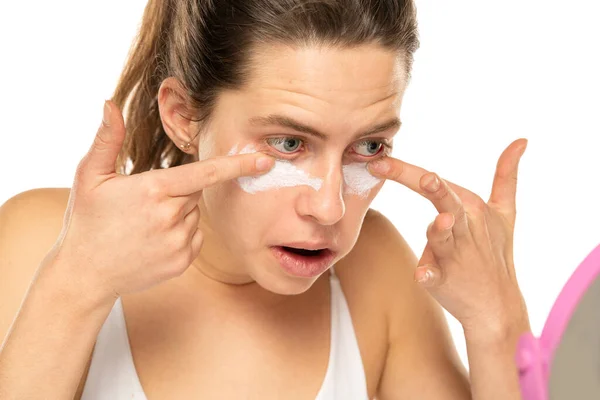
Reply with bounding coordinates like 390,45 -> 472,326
474,199 -> 487,212
173,228 -> 190,251
390,163 -> 404,180
448,206 -> 467,228
204,162 -> 220,185
435,187 -> 451,201
173,253 -> 192,276
190,229 -> 204,252
467,202 -> 486,218
185,247 -> 197,268
456,206 -> 469,224
190,207 -> 201,223
238,160 -> 246,178
159,204 -> 181,227
143,177 -> 164,200
188,231 -> 204,258
456,202 -> 467,216
93,130 -> 111,149
194,228 -> 204,245
442,231 -> 453,244
466,210 -> 483,226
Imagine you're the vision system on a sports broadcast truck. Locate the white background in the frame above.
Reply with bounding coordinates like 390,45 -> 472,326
1,1 -> 599,368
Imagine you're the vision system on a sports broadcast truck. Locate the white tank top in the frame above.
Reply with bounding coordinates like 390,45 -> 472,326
80,267 -> 369,399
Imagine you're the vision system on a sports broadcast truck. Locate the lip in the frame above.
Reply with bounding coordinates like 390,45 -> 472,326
270,246 -> 336,278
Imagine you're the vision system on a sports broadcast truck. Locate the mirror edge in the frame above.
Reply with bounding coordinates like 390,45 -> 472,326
516,242 -> 600,400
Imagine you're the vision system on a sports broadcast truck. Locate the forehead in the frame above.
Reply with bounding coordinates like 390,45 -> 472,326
207,43 -> 406,143
243,43 -> 406,109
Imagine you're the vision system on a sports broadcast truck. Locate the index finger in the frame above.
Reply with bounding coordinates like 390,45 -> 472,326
367,156 -> 477,201
157,152 -> 274,197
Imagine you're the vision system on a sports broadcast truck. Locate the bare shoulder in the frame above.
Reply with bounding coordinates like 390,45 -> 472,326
0,187 -> 93,399
0,187 -> 71,338
335,208 -> 470,398
335,208 -> 419,300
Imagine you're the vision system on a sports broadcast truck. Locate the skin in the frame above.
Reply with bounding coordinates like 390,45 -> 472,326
367,141 -> 532,399
158,43 -> 403,295
0,42 -> 530,399
158,42 -> 530,398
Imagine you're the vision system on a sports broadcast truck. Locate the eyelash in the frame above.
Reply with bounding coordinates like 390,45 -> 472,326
264,136 -> 392,159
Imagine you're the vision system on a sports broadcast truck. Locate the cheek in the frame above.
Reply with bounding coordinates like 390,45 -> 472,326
342,162 -> 382,198
200,184 -> 235,227
201,183 -> 271,246
197,133 -> 219,161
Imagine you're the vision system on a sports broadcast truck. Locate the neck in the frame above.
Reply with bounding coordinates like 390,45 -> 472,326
191,254 -> 255,285
182,253 -> 297,312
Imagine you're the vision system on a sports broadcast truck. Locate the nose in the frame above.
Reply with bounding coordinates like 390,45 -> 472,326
296,167 -> 346,226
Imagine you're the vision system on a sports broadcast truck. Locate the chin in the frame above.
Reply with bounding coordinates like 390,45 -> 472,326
261,277 -> 317,296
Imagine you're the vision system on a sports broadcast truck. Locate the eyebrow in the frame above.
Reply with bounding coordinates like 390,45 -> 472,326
248,114 -> 401,141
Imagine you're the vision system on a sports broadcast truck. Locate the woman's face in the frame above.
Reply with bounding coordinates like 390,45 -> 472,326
179,43 -> 406,295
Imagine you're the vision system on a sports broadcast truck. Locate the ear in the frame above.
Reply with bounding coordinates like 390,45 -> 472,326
157,77 -> 201,155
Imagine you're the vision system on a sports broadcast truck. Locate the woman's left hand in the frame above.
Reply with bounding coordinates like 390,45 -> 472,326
367,138 -> 531,338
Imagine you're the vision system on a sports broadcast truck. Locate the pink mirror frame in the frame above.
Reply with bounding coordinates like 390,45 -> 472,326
516,243 -> 600,400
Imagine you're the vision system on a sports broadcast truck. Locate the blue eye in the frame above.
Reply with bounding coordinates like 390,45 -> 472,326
267,137 -> 303,153
354,140 -> 383,157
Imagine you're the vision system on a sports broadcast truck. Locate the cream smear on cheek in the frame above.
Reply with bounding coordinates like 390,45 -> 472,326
228,144 -> 323,193
342,162 -> 382,198
228,144 -> 381,197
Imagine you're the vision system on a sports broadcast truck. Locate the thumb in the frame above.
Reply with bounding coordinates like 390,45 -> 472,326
83,100 -> 126,176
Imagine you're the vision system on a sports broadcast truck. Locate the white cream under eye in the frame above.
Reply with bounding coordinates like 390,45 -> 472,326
228,144 -> 322,193
228,143 -> 382,198
342,162 -> 382,198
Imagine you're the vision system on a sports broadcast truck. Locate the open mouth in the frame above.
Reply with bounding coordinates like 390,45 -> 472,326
271,245 -> 336,278
281,246 -> 327,257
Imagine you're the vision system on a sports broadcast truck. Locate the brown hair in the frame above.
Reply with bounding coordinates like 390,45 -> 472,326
112,0 -> 420,175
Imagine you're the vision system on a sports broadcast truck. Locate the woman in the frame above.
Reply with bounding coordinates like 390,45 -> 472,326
0,0 -> 531,398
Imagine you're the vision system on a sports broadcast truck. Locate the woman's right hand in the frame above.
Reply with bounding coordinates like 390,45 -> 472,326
46,100 -> 274,304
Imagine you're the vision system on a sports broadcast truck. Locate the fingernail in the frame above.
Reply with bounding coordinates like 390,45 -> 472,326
423,174 -> 440,192
519,141 -> 528,156
102,100 -> 111,126
417,269 -> 433,284
369,159 -> 390,174
256,157 -> 273,171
